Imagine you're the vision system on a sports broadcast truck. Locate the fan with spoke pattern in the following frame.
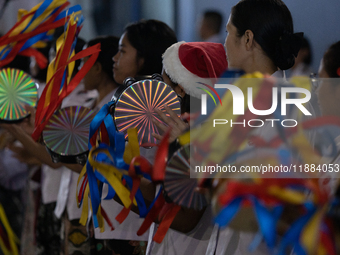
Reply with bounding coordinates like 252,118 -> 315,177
0,68 -> 37,121
113,79 -> 181,145
43,106 -> 96,163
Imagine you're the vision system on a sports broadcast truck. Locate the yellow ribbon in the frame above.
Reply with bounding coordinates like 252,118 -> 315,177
268,186 -> 308,204
123,129 -> 140,164
88,147 -> 133,208
301,206 -> 327,255
45,13 -> 78,109
0,203 -> 19,255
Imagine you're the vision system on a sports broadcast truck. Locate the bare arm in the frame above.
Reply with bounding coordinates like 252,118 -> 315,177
0,123 -> 83,173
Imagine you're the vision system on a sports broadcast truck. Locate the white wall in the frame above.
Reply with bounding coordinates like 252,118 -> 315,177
0,0 -> 41,34
141,0 -> 175,30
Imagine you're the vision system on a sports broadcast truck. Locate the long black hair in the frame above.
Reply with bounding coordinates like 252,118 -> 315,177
87,36 -> 119,81
125,19 -> 178,76
231,0 -> 301,70
323,41 -> 340,78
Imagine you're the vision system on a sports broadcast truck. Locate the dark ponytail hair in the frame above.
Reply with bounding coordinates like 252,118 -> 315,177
87,36 -> 119,82
125,19 -> 178,76
323,41 -> 340,78
231,0 -> 302,70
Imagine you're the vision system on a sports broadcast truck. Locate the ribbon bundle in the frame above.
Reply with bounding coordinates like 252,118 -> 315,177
76,73 -> 340,251
188,74 -> 339,254
32,10 -> 101,141
0,0 -> 81,69
76,97 -> 182,243
214,179 -> 335,255
77,101 -> 141,232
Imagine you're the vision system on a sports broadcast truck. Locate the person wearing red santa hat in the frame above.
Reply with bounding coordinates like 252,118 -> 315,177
145,41 -> 228,255
152,41 -> 228,143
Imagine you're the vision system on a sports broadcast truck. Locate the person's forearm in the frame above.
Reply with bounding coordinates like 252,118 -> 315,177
12,128 -> 83,173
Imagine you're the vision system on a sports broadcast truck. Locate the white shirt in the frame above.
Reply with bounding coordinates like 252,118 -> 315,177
146,185 -> 214,255
37,81 -> 64,204
0,147 -> 29,190
204,34 -> 224,44
52,83 -> 97,215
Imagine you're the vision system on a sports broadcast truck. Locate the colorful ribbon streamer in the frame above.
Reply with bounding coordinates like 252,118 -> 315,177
0,0 -> 81,69
32,12 -> 101,141
187,73 -> 339,254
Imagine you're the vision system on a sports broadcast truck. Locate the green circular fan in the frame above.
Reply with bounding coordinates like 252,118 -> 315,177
0,68 -> 38,121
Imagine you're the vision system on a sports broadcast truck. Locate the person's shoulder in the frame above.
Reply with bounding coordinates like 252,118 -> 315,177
205,34 -> 224,44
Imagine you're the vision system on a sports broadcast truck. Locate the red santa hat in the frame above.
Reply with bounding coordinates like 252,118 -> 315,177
162,41 -> 228,98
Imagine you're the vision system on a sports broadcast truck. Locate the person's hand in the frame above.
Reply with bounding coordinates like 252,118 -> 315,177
0,104 -> 36,137
19,105 -> 36,136
152,104 -> 188,143
0,129 -> 15,149
0,122 -> 22,139
7,143 -> 42,166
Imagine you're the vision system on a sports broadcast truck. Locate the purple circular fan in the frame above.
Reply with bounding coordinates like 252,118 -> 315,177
164,144 -> 208,210
113,79 -> 181,145
43,106 -> 96,160
0,68 -> 37,121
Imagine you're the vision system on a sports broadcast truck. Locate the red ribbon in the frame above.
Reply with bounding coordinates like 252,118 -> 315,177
137,193 -> 165,236
218,178 -> 327,207
20,48 -> 48,69
115,178 -> 141,224
153,203 -> 181,243
78,173 -> 88,205
0,2 -> 70,68
101,207 -> 115,231
32,43 -> 101,141
152,130 -> 170,181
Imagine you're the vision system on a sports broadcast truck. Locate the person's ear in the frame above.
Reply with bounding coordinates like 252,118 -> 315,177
243,29 -> 255,51
137,57 -> 145,71
175,84 -> 186,98
92,61 -> 102,74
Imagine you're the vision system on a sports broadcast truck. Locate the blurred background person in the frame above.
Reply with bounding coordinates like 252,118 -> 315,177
198,10 -> 224,44
287,36 -> 314,77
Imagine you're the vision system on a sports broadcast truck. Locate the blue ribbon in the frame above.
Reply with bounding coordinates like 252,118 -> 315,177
92,143 -> 123,200
215,197 -> 243,227
21,33 -> 52,51
22,0 -> 53,33
88,101 -> 115,149
277,202 -> 316,255
86,161 -> 101,228
56,5 -> 82,21
122,175 -> 148,217
252,198 -> 283,250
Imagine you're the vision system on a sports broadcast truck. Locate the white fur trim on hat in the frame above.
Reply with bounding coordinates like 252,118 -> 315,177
162,41 -> 215,99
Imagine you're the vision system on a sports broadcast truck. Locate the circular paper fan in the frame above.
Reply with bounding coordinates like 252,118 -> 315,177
43,106 -> 96,156
113,79 -> 181,145
164,144 -> 208,210
0,68 -> 37,121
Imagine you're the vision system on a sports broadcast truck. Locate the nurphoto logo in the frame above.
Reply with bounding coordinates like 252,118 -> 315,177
200,82 -> 312,128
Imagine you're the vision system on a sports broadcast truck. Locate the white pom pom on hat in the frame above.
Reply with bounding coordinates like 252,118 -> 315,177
162,41 -> 228,98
